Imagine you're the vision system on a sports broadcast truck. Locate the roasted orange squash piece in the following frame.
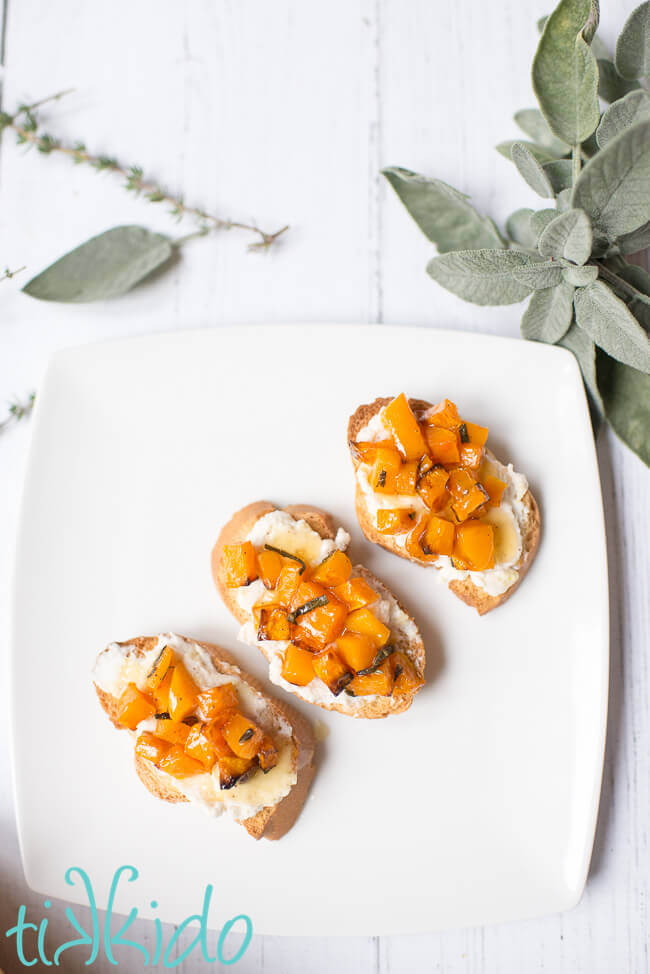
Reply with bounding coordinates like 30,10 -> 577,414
352,439 -> 399,465
116,684 -> 156,730
275,561 -> 304,606
281,644 -> 316,686
144,645 -> 175,693
332,577 -> 378,610
335,631 -> 377,672
152,666 -> 175,712
382,393 -> 429,461
394,461 -> 418,495
345,607 -> 390,647
310,550 -> 352,588
222,542 -> 258,587
453,521 -> 495,570
347,660 -> 393,696
134,731 -> 169,765
422,398 -> 461,429
482,473 -> 507,507
196,683 -> 239,721
312,650 -> 354,696
257,605 -> 292,641
168,662 -> 200,722
222,712 -> 264,760
416,464 -> 449,509
405,516 -> 438,562
391,651 -> 425,696
463,421 -> 489,445
451,483 -> 489,522
257,548 -> 284,590
158,744 -> 205,779
257,735 -> 279,772
218,754 -> 254,790
369,458 -> 399,494
204,721 -> 236,758
424,426 -> 461,465
424,515 -> 455,556
184,724 -> 219,771
448,468 -> 478,499
376,508 -> 417,534
292,586 -> 347,651
153,718 -> 192,746
459,442 -> 484,470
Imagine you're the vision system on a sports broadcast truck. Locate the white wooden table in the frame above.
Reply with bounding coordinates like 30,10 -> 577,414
1,1 -> 647,970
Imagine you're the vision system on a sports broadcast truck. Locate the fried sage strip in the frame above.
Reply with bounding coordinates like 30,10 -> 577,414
356,644 -> 395,677
287,595 -> 329,624
263,543 -> 307,574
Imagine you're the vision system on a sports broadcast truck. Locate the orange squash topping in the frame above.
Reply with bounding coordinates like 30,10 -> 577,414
158,745 -> 206,780
291,583 -> 347,651
335,631 -> 377,672
482,473 -> 507,507
257,605 -> 292,642
394,461 -> 418,495
312,650 -> 354,696
218,755 -> 254,790
196,683 -> 239,721
332,577 -> 378,610
424,515 -> 455,556
310,550 -> 352,588
352,439 -> 399,464
152,667 -> 175,713
416,464 -> 449,510
275,560 -> 304,605
184,724 -> 219,771
424,426 -> 461,466
391,651 -> 425,696
135,731 -> 169,765
257,736 -> 279,772
463,421 -> 489,445
405,516 -> 438,562
222,713 -> 265,761
168,662 -> 200,722
144,645 -> 175,693
376,508 -> 417,535
347,660 -> 393,696
382,393 -> 429,461
222,542 -> 258,587
453,521 -> 495,571
345,607 -> 391,647
257,548 -> 284,590
422,398 -> 461,429
281,644 -> 316,686
153,718 -> 192,746
459,442 -> 484,470
451,483 -> 489,523
116,684 -> 156,730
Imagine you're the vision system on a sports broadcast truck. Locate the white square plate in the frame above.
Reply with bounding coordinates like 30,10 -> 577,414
12,325 -> 608,935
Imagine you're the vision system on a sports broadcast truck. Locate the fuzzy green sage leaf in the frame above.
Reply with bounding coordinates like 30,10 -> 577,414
513,108 -> 570,155
506,209 -> 536,249
574,280 -> 650,372
617,221 -> 650,256
538,208 -> 592,264
521,281 -> 575,342
496,140 -> 557,164
532,0 -> 600,145
597,59 -> 641,102
615,1 -> 650,80
543,159 -> 574,194
597,350 -> 650,465
382,168 -> 505,252
563,264 -> 598,285
596,89 -> 650,148
510,143 -> 555,197
559,322 -> 603,413
426,250 -> 562,306
530,209 -> 558,239
23,226 -> 173,302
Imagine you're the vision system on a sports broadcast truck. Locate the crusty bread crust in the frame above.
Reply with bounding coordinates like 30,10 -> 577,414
212,502 -> 426,718
347,397 -> 541,615
94,636 -> 315,840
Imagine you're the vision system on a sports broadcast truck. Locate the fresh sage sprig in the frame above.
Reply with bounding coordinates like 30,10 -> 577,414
383,0 -> 650,466
0,92 -> 288,302
0,393 -> 35,435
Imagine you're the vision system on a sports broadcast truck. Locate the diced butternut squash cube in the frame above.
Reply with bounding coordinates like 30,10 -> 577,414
347,660 -> 393,696
257,548 -> 284,590
257,605 -> 292,641
204,721 -> 236,757
144,645 -> 175,693
391,651 -> 425,696
222,713 -> 264,760
257,735 -> 279,772
310,550 -> 352,588
482,474 -> 507,507
184,724 -> 219,771
134,732 -> 169,765
422,398 -> 461,429
352,439 -> 400,465
416,464 -> 449,509
447,468 -> 478,499
218,754 -> 254,790
281,644 -> 316,686
376,508 -> 418,534
463,421 -> 489,446
459,442 -> 484,470
332,577 -> 378,610
196,683 -> 239,721
382,394 -> 429,461
345,608 -> 390,647
158,744 -> 205,779
292,585 -> 347,651
222,542 -> 258,587
394,460 -> 418,495
424,426 -> 461,466
116,684 -> 156,730
370,458 -> 399,494
168,662 -> 200,722
275,561 -> 303,606
451,484 -> 489,522
335,631 -> 377,672
152,666 -> 174,713
424,515 -> 455,556
453,521 -> 495,570
405,516 -> 438,562
153,718 -> 191,746
312,650 -> 354,696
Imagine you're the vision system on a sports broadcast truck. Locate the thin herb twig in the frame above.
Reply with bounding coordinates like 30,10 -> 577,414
0,92 -> 288,251
1,266 -> 26,281
0,393 -> 35,433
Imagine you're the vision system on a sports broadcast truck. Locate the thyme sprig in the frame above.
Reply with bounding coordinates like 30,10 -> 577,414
0,393 -> 35,434
0,92 -> 288,250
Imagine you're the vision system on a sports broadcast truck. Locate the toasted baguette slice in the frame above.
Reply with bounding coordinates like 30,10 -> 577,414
348,397 -> 541,615
94,634 -> 315,840
212,502 -> 426,718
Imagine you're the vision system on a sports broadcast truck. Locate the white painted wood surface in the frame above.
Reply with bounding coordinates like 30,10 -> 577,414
0,0 -> 647,970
